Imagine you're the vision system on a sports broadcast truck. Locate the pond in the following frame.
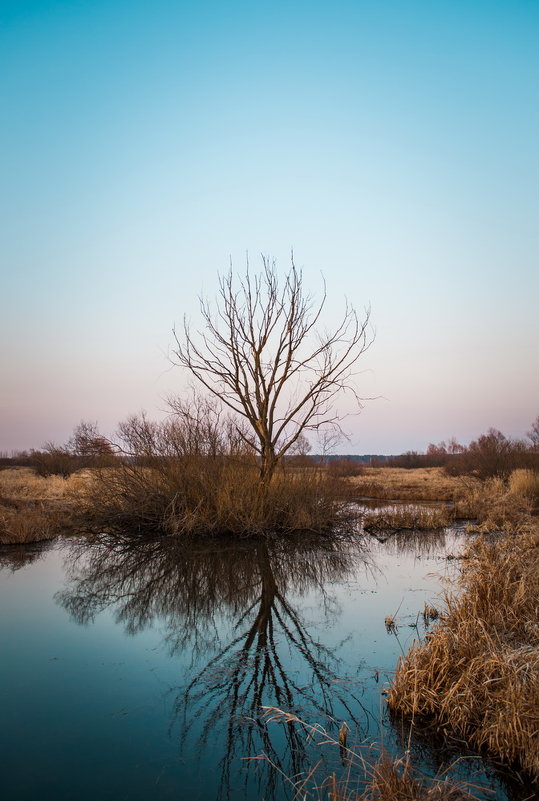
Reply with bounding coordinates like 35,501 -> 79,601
0,529 -> 527,800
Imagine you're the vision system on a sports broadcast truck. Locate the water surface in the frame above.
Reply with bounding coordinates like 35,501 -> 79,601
0,531 -> 526,800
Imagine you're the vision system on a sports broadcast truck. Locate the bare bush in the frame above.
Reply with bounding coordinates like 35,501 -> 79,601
327,457 -> 364,478
30,444 -> 79,478
446,428 -> 528,480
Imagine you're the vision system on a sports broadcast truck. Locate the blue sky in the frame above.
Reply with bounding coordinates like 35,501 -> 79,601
1,0 -> 538,453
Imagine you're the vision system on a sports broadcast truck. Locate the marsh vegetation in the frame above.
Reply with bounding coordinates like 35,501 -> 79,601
1,259 -> 537,799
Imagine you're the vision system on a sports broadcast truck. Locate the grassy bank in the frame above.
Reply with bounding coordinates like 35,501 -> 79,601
388,525 -> 539,782
0,468 -> 85,544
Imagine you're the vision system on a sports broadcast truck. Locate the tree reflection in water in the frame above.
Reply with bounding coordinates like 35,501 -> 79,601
57,533 -> 373,800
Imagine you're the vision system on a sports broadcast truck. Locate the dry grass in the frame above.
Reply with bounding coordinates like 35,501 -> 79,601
363,504 -> 452,532
388,526 -> 539,781
261,708 -> 476,800
455,475 -> 536,533
353,466 -> 538,534
0,467 -> 88,501
508,468 -> 539,504
0,468 -> 87,544
349,468 -> 460,502
328,754 -> 476,800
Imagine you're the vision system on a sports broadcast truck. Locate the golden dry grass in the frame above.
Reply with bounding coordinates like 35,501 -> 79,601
349,468 -> 461,502
0,468 -> 88,544
352,466 -> 538,534
508,468 -> 539,502
0,467 -> 89,501
455,476 -> 536,534
388,526 -> 539,781
327,754 -> 476,800
362,504 -> 452,532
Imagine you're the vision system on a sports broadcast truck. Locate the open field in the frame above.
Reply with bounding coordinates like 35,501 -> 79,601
349,467 -> 461,502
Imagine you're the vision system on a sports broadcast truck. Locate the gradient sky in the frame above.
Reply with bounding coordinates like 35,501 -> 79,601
1,0 -> 538,454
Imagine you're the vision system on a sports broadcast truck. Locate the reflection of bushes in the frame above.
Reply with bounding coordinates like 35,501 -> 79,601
388,528 -> 539,782
58,535 -> 366,797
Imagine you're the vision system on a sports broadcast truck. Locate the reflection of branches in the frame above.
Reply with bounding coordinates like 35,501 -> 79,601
175,541 -> 375,800
56,533 -> 374,801
367,528 -> 450,558
0,542 -> 50,572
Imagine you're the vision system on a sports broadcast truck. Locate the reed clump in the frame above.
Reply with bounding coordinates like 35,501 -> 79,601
262,708 -> 476,800
455,475 -> 536,533
327,753 -> 476,800
363,504 -> 452,533
388,527 -> 539,780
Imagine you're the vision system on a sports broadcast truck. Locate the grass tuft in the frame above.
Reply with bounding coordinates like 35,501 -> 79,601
388,527 -> 539,781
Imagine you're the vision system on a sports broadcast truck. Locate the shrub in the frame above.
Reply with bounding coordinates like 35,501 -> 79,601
327,458 -> 364,478
30,445 -> 80,478
446,428 -> 527,480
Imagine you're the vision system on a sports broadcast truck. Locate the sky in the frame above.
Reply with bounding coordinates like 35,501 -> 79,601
1,0 -> 538,454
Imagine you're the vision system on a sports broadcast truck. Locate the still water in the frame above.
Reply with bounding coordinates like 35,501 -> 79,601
0,530 -> 525,800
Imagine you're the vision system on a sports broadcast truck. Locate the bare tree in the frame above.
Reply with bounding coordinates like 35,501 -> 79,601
174,256 -> 372,485
527,416 -> 539,450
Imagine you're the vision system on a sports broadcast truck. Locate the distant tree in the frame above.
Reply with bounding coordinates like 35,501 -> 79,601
31,421 -> 114,477
68,421 -> 114,460
446,436 -> 465,454
174,256 -> 372,486
286,433 -> 314,467
527,416 -> 539,450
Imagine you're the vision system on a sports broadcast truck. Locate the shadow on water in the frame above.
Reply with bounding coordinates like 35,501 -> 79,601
54,530 -> 528,801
